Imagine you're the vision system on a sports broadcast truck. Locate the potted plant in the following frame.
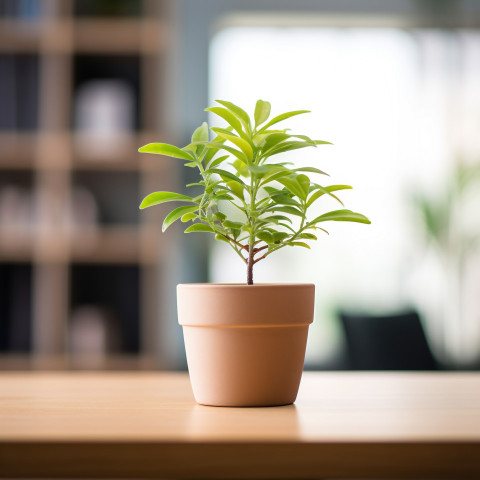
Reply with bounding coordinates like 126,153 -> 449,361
139,100 -> 370,406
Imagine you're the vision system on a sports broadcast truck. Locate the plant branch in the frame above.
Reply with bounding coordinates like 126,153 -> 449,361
253,244 -> 268,254
253,252 -> 268,264
231,243 -> 248,264
221,234 -> 249,251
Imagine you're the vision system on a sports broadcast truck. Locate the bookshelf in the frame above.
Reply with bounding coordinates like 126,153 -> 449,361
0,0 -> 174,369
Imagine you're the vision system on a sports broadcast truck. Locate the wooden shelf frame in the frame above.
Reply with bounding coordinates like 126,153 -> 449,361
0,0 -> 175,368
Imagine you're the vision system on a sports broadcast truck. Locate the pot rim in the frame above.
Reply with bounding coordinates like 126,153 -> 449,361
177,283 -> 315,327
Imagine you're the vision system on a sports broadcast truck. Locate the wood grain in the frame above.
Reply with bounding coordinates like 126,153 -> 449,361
1,372 -> 479,478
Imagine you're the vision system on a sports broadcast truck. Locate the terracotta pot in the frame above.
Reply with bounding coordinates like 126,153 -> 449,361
177,283 -> 315,407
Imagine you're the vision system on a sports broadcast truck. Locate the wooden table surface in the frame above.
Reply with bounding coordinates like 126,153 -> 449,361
0,372 -> 479,478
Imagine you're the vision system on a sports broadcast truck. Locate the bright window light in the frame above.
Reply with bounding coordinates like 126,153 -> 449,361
209,25 -> 480,366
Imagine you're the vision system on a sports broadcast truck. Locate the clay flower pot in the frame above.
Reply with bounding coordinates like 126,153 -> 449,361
177,283 -> 315,407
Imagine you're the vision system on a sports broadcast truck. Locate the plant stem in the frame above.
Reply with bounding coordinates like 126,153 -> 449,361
247,158 -> 258,285
247,244 -> 254,285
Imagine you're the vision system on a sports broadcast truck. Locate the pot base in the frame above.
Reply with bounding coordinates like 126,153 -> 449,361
183,325 -> 309,407
196,401 -> 294,408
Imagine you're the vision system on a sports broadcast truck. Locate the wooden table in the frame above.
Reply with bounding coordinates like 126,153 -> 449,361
0,372 -> 479,479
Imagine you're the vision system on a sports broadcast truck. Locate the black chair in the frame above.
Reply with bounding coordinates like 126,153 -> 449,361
339,310 -> 439,370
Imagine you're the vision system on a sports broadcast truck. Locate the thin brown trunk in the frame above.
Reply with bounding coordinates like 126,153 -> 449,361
247,245 -> 254,285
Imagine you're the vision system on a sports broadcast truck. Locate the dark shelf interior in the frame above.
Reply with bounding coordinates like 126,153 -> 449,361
0,263 -> 32,352
0,54 -> 39,131
70,264 -> 140,354
74,0 -> 142,17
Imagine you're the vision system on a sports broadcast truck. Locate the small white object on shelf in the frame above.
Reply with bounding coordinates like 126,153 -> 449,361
74,80 -> 135,159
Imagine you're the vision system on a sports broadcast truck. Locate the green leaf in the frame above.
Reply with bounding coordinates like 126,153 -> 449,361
260,215 -> 292,224
255,130 -> 290,147
265,205 -> 304,217
207,168 -> 246,186
215,234 -> 230,243
263,186 -> 281,195
277,176 -> 306,200
215,100 -> 251,131
260,169 -> 292,185
207,154 -> 229,169
231,228 -> 242,239
272,231 -> 290,243
204,130 -> 230,165
261,133 -> 291,151
307,185 -> 352,207
298,232 -> 317,240
211,128 -> 253,161
232,159 -> 249,177
224,220 -> 244,229
139,192 -> 194,209
264,140 -> 315,158
214,211 -> 226,222
293,167 -> 329,176
254,99 -> 271,127
205,107 -> 244,136
191,122 -> 209,143
213,194 -> 234,201
184,223 -> 215,233
226,181 -> 244,200
183,161 -> 198,168
257,110 -> 310,134
138,143 -> 194,161
207,142 -> 247,163
287,241 -> 311,249
162,205 -> 199,232
257,231 -> 274,244
248,165 -> 271,180
308,225 -> 329,235
269,193 -> 301,207
291,134 -> 315,145
255,197 -> 271,209
296,174 -> 310,199
181,212 -> 197,222
309,209 -> 371,225
182,143 -> 196,154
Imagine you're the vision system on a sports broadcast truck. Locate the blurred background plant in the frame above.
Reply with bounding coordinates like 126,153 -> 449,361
412,161 -> 480,366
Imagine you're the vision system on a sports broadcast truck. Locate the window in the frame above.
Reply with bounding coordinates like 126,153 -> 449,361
209,22 -> 480,366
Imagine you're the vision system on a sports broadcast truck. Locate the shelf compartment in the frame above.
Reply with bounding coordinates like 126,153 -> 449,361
69,263 -> 140,354
0,53 -> 39,130
71,170 -> 141,226
0,262 -> 32,352
0,170 -> 35,248
73,54 -> 141,131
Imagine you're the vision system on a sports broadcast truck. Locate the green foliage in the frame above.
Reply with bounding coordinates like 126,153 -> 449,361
139,100 -> 371,283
